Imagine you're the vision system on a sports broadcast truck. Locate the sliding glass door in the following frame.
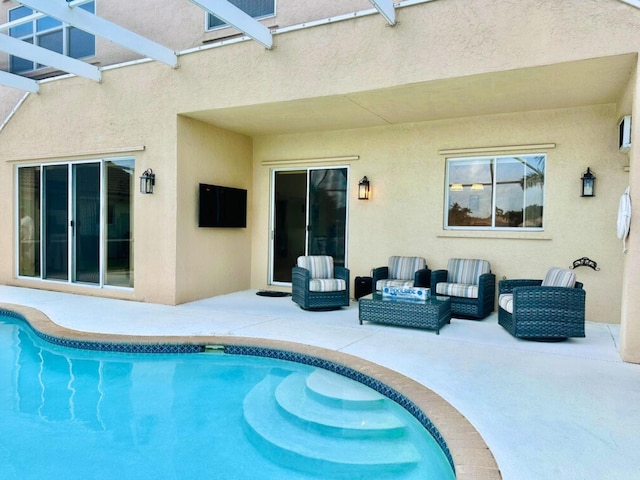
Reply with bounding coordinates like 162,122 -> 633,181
17,158 -> 134,288
270,167 -> 348,284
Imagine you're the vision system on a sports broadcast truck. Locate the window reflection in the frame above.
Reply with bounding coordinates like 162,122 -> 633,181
446,155 -> 545,229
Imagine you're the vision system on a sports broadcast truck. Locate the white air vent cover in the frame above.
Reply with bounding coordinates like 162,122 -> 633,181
619,115 -> 632,153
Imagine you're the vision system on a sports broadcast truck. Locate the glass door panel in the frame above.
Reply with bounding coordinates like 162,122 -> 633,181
43,165 -> 68,280
73,163 -> 100,284
308,168 -> 347,266
105,159 -> 134,287
272,171 -> 306,283
18,166 -> 41,277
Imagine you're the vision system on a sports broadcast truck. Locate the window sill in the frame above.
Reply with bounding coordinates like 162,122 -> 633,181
437,230 -> 552,240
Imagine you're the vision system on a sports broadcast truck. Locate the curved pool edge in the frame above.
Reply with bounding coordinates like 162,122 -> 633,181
0,302 -> 502,480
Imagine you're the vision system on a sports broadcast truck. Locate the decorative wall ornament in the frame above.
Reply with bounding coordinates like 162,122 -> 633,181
570,257 -> 600,271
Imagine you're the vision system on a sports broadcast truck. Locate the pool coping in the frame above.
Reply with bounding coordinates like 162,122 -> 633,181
1,302 -> 502,480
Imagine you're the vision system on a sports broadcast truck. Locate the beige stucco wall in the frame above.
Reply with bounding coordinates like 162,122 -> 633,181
252,104 -> 628,323
619,63 -> 640,362
0,61 -> 182,304
175,116 -> 253,304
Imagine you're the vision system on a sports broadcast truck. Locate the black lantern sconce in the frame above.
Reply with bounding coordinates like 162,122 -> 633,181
581,167 -> 595,197
139,168 -> 155,194
358,176 -> 371,200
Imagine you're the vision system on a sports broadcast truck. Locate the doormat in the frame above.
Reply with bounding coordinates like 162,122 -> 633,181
256,290 -> 291,297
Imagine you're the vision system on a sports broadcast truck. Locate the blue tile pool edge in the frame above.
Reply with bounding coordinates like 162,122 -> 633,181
1,307 -> 455,474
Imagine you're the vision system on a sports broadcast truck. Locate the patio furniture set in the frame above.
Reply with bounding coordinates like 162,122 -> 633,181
291,255 -> 586,342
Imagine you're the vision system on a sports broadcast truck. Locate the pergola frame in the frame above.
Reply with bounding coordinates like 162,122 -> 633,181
18,0 -> 178,67
0,0 -> 637,92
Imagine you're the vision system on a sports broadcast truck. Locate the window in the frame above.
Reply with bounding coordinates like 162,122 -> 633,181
207,0 -> 275,30
445,154 -> 545,229
17,159 -> 134,288
8,2 -> 96,74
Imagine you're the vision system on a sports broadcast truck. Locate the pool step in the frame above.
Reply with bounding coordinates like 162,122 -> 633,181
242,370 -> 421,476
304,369 -> 387,407
275,372 -> 406,437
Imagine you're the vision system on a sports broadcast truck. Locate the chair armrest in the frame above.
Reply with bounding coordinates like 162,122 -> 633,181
372,266 -> 389,289
430,269 -> 448,291
334,266 -> 350,296
478,272 -> 496,295
499,279 -> 541,295
414,268 -> 431,288
291,266 -> 311,290
335,266 -> 350,282
512,285 -> 586,311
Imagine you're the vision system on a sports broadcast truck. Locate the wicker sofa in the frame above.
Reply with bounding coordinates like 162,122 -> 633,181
430,258 -> 496,319
292,255 -> 350,310
498,267 -> 585,341
372,256 -> 430,292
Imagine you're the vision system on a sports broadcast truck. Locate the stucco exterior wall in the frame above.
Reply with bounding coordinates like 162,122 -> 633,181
175,116 -> 253,304
252,104 -> 628,323
619,64 -> 640,362
0,62 -> 182,304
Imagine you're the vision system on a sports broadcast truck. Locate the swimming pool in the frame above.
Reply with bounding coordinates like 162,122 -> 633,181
0,312 -> 455,479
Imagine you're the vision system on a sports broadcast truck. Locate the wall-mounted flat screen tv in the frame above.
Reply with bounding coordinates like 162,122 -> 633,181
198,183 -> 247,228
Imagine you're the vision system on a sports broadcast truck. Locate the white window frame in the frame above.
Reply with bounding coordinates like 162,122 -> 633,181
444,154 -> 546,231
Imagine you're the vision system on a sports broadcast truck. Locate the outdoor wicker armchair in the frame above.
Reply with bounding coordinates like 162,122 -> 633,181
292,255 -> 350,310
372,256 -> 430,292
498,267 -> 586,341
430,258 -> 496,319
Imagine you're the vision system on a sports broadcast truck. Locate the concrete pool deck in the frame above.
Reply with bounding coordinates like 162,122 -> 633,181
1,285 -> 639,479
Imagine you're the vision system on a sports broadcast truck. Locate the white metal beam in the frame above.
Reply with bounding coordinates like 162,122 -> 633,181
188,0 -> 273,49
369,0 -> 397,25
0,1 -> 92,33
0,69 -> 38,93
0,33 -> 101,81
18,0 -> 178,67
618,0 -> 640,8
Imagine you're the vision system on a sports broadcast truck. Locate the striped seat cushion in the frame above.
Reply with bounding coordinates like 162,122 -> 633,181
541,267 -> 576,288
388,256 -> 426,280
309,278 -> 346,292
448,258 -> 491,285
376,279 -> 415,291
498,293 -> 513,313
297,256 -> 334,279
436,282 -> 479,299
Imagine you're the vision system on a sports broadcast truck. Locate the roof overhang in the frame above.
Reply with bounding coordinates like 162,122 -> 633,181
182,54 -> 638,136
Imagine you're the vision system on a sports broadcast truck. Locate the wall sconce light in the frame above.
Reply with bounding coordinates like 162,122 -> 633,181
581,167 -> 595,197
450,183 -> 463,191
358,176 -> 371,200
471,183 -> 484,191
139,168 -> 155,194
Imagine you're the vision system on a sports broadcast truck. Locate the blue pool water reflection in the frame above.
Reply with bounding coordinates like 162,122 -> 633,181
0,314 -> 455,479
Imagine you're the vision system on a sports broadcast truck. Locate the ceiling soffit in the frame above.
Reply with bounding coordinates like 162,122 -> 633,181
183,54 -> 637,136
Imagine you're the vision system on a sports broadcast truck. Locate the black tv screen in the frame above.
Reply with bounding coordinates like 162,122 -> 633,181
198,183 -> 247,228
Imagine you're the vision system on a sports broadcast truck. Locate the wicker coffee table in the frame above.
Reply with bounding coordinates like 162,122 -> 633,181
358,293 -> 451,334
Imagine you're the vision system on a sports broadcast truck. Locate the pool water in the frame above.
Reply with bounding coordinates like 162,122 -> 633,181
0,314 -> 455,479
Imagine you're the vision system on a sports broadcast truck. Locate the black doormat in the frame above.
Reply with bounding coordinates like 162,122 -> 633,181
256,290 -> 291,297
